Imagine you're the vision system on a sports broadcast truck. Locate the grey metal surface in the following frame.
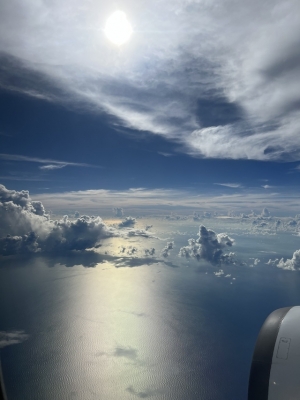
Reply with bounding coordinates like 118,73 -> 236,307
268,306 -> 300,400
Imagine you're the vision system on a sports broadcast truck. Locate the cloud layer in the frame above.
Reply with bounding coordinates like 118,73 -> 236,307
0,0 -> 300,161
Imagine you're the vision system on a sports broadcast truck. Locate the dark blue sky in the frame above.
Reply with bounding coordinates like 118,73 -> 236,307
1,90 -> 299,196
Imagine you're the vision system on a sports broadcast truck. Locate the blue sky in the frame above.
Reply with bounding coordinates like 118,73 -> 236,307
0,0 -> 300,214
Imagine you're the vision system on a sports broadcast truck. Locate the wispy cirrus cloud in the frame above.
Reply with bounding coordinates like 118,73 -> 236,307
262,185 -> 274,189
0,154 -> 101,168
39,164 -> 67,170
0,0 -> 300,161
214,183 -> 243,188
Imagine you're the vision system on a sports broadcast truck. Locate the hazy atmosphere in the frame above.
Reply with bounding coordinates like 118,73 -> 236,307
1,0 -> 300,399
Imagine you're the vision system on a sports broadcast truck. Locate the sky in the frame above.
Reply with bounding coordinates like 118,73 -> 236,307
0,0 -> 300,217
1,1 -> 300,398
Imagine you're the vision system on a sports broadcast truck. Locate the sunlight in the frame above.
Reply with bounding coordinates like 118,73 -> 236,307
104,11 -> 133,46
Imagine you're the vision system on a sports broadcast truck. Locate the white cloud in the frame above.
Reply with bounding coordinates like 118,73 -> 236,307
0,153 -> 101,168
0,0 -> 300,161
113,207 -> 124,217
277,250 -> 300,271
0,184 -> 153,255
39,164 -> 67,170
179,225 -> 234,266
161,241 -> 174,258
30,187 -> 300,216
214,269 -> 224,277
261,208 -> 270,217
214,183 -> 242,188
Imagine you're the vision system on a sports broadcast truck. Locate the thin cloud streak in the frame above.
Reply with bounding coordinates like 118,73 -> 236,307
31,187 -> 300,215
39,164 -> 67,170
0,154 -> 102,168
214,183 -> 242,188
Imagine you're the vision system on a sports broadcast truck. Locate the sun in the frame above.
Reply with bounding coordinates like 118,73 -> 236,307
104,11 -> 133,46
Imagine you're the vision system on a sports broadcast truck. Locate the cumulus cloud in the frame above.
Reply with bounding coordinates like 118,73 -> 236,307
266,258 -> 279,266
119,216 -> 136,228
145,248 -> 155,256
179,225 -> 234,266
0,184 -> 151,255
127,229 -> 154,238
214,269 -> 224,277
113,207 -> 124,218
277,250 -> 300,271
161,241 -> 174,258
0,330 -> 29,348
261,208 -> 270,217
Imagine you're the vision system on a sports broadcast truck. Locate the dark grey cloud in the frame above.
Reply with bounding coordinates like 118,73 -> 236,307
179,225 -> 234,266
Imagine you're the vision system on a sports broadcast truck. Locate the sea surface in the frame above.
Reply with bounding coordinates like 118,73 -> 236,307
1,224 -> 300,399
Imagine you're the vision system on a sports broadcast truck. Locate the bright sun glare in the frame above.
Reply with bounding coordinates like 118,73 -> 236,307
104,11 -> 133,46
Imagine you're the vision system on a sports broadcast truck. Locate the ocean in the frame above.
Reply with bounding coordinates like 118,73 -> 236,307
1,247 -> 300,400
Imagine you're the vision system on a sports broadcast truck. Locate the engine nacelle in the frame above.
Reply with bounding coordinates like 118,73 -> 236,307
249,306 -> 300,400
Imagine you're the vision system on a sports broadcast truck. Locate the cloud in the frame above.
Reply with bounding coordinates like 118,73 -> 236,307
0,184 -> 151,255
0,154 -> 100,168
214,183 -> 242,188
261,208 -> 270,217
119,216 -> 136,228
277,250 -> 300,271
214,269 -> 224,277
144,248 -> 155,256
161,241 -> 174,258
30,187 -> 300,216
39,164 -> 67,170
113,207 -> 124,217
0,330 -> 29,348
0,1 -> 300,161
179,225 -> 234,266
127,229 -> 154,238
